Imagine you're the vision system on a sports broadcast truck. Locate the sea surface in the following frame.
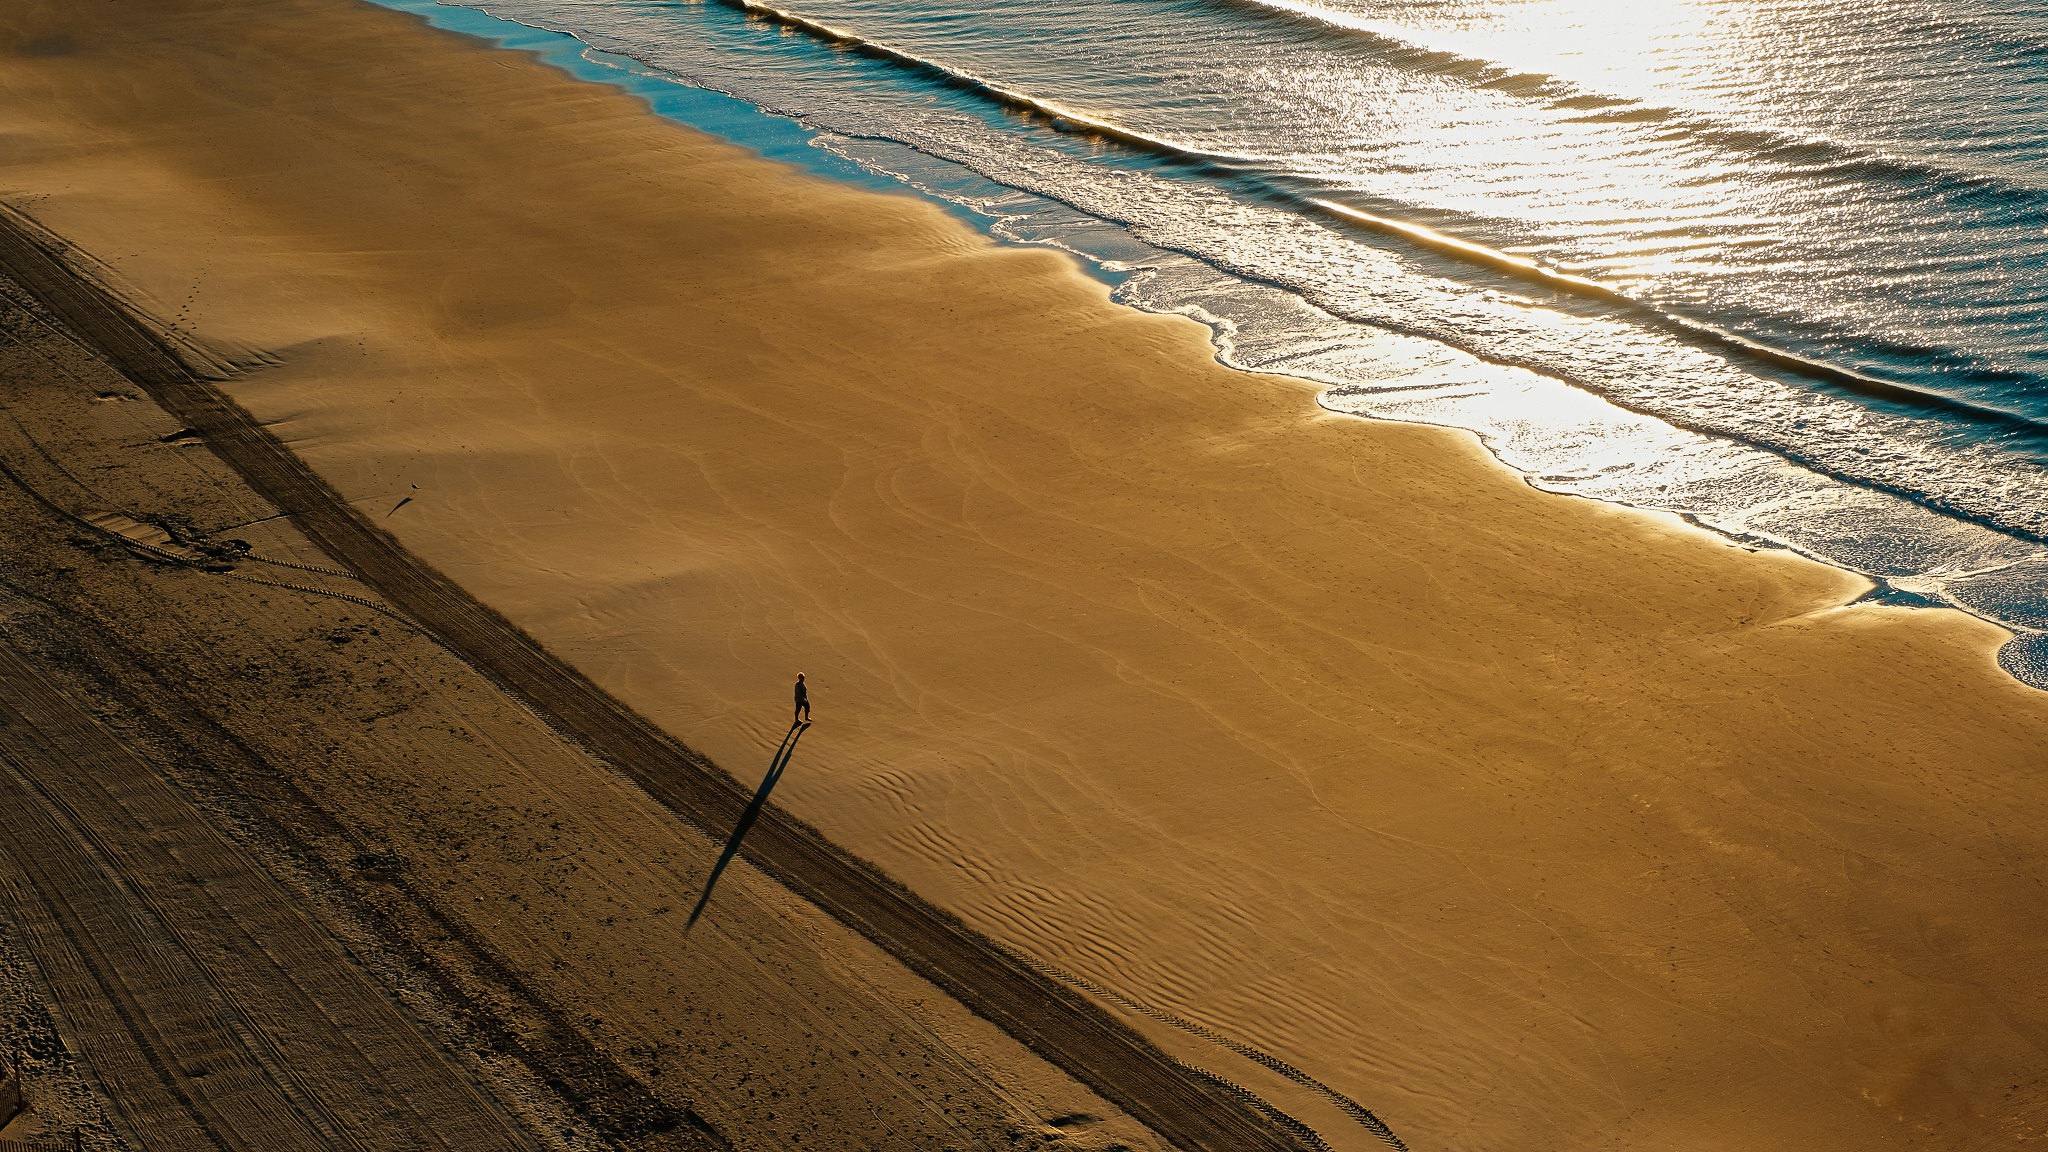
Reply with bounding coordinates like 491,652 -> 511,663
385,0 -> 2048,684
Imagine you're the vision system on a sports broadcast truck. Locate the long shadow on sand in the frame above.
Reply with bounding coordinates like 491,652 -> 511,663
685,721 -> 809,932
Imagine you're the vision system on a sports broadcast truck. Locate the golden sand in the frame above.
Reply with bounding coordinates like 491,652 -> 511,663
4,0 -> 2045,1146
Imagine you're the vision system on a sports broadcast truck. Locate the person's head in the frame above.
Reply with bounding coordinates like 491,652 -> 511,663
796,672 -> 805,682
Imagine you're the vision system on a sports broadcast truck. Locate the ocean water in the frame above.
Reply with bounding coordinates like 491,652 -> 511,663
384,0 -> 2048,684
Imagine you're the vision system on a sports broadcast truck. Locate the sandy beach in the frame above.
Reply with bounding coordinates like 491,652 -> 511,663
4,0 -> 2047,1148
0,173 -> 1220,1152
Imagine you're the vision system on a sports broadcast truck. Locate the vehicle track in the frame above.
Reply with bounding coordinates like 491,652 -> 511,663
0,628 -> 547,1152
0,206 -> 1326,1152
0,360 -> 737,1151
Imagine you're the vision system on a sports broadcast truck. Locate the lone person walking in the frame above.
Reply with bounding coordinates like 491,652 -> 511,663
793,672 -> 811,725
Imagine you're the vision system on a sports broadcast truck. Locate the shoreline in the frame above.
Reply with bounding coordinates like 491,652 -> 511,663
5,0 -> 2048,1148
380,0 -> 2048,684
395,0 -> 2048,690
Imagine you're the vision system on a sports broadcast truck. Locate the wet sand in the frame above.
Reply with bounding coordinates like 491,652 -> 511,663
3,0 -> 2047,1148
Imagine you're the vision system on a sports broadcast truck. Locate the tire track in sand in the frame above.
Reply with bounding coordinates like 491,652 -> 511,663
0,205 -> 1328,1152
0,569 -> 731,1152
0,630 -> 546,1152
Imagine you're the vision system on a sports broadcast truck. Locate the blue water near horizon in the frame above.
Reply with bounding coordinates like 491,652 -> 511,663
374,0 -> 2048,685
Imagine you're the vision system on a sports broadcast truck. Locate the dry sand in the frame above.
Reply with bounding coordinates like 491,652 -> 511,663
3,0 -> 2047,1148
